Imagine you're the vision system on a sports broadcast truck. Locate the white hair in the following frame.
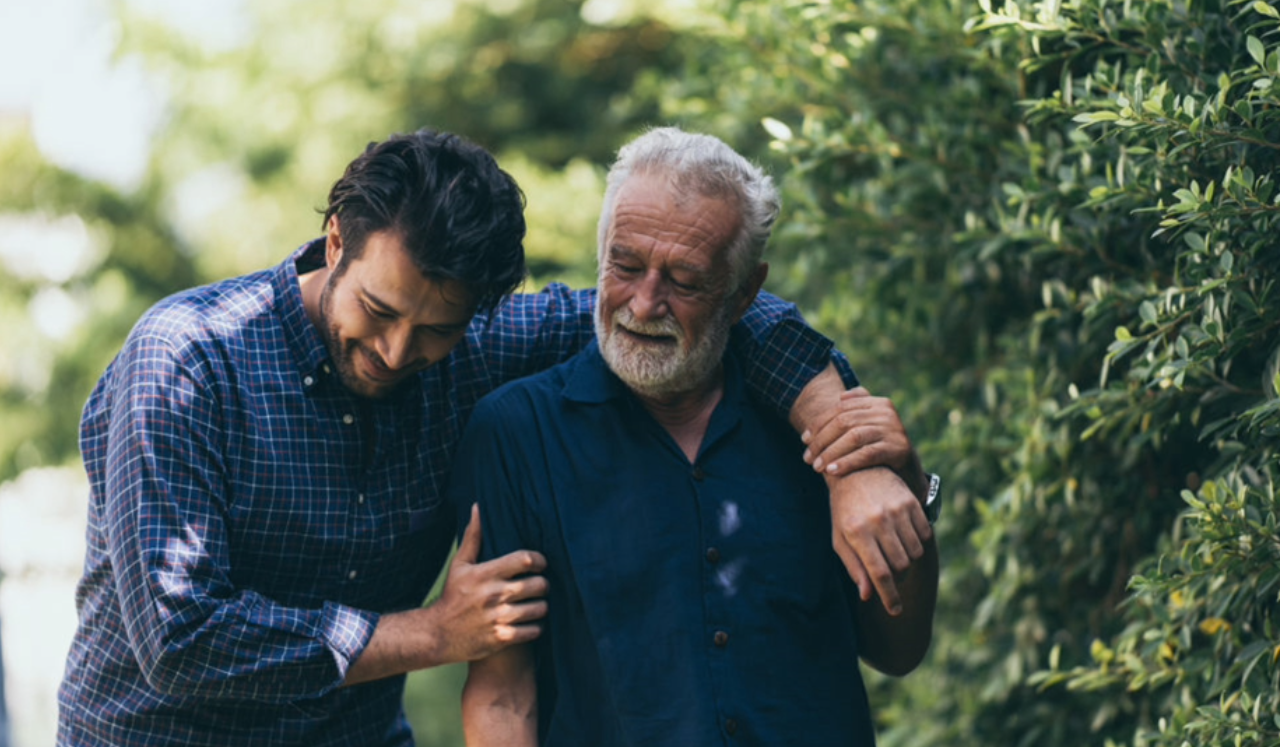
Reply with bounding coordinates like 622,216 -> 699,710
596,127 -> 780,291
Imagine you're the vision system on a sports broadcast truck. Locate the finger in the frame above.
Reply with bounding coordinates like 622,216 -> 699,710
454,503 -> 482,565
877,527 -> 914,574
496,622 -> 544,647
834,541 -> 872,602
910,500 -> 934,544
804,415 -> 862,467
839,386 -> 873,400
864,551 -> 903,616
499,573 -> 550,603
482,548 -> 548,579
500,599 -> 549,625
810,428 -> 884,474
897,517 -> 926,563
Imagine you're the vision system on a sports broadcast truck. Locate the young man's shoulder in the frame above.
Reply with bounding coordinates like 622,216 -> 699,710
130,267 -> 284,352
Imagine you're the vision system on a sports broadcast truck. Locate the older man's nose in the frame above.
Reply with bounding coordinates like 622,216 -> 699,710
630,272 -> 670,321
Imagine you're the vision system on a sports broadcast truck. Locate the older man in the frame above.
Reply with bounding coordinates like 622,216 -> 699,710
451,128 -> 940,746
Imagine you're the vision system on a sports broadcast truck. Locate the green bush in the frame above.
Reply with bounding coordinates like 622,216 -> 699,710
670,0 -> 1280,744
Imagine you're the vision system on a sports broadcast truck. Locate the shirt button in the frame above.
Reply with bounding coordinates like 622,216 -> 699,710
692,467 -> 706,481
357,493 -> 366,505
347,570 -> 358,580
705,547 -> 720,564
342,413 -> 355,425
713,630 -> 729,647
725,718 -> 738,735
303,375 -> 315,387
322,363 -> 332,375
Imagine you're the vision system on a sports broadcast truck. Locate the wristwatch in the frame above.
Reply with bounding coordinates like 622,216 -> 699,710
922,472 -> 942,525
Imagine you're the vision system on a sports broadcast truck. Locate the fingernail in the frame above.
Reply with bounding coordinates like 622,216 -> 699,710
813,458 -> 824,472
801,429 -> 811,443
825,462 -> 838,474
803,448 -> 812,463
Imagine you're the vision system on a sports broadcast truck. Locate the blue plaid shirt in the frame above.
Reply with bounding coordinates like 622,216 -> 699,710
56,239 -> 853,746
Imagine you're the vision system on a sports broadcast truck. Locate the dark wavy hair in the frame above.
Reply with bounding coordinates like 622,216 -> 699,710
322,129 -> 527,314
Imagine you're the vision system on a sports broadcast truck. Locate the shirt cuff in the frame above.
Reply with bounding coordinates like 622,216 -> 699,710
319,601 -> 380,681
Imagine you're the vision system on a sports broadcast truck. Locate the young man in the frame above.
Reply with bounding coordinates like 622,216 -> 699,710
455,128 -> 939,745
57,129 -> 922,745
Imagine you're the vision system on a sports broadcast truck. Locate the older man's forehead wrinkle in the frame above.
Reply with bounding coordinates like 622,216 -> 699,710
609,202 -> 735,261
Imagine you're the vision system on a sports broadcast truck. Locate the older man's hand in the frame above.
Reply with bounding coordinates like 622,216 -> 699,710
788,371 -> 933,614
825,467 -> 932,614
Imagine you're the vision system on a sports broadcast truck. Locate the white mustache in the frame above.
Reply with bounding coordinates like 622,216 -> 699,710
613,307 -> 682,339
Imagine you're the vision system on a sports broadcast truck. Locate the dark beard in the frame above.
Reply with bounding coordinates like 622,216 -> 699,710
317,272 -> 403,400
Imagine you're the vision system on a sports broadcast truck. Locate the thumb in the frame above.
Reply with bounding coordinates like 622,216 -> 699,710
454,503 -> 482,565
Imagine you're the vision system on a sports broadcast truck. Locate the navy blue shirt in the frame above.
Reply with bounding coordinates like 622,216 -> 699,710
450,342 -> 876,746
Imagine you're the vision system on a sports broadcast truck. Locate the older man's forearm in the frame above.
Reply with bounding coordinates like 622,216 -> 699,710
462,647 -> 538,747
854,537 -> 939,676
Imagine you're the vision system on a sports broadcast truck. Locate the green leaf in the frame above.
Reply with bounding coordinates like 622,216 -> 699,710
1073,111 -> 1120,126
1254,0 -> 1280,18
1115,326 -> 1133,342
761,117 -> 793,142
1140,301 -> 1158,325
1248,36 -> 1266,66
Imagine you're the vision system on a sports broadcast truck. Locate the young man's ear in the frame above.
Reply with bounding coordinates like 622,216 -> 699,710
731,263 -> 769,324
325,215 -> 344,270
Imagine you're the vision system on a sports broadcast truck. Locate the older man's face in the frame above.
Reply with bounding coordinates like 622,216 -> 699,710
594,173 -> 743,399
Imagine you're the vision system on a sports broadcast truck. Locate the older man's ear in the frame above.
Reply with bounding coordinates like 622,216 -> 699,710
732,263 -> 770,324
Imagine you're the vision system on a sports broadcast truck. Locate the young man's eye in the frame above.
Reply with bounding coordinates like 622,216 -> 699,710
362,301 -> 395,320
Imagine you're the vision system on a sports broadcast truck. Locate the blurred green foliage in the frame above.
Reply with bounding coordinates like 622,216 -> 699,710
3,0 -> 1277,744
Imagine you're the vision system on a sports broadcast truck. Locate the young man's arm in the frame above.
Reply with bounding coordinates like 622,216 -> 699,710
463,645 -> 538,747
345,506 -> 548,685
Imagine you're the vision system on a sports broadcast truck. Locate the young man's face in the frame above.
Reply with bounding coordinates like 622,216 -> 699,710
319,227 -> 475,399
594,172 -> 753,399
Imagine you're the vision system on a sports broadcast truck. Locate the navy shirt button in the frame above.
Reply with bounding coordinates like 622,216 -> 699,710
713,630 -> 729,647
692,467 -> 706,481
705,547 -> 720,563
725,718 -> 738,735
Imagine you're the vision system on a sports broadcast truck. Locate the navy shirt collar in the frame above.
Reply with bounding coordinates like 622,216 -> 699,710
562,339 -> 750,459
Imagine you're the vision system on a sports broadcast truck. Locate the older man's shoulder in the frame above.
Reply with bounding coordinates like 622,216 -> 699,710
470,349 -> 583,426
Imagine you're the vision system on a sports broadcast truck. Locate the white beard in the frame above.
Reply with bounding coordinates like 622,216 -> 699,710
594,299 -> 733,399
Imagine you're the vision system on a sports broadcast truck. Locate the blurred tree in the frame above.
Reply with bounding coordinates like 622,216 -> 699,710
0,1 -> 686,743
0,125 -> 198,482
